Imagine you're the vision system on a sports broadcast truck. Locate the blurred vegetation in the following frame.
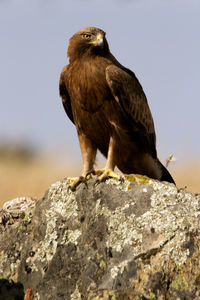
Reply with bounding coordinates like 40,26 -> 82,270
0,141 -> 80,207
0,141 -> 199,208
0,140 -> 37,162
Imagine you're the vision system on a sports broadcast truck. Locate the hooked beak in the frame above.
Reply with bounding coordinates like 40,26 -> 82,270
89,33 -> 104,46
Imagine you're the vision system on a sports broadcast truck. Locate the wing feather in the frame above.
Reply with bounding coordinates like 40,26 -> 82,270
106,65 -> 155,133
59,65 -> 74,124
106,64 -> 157,157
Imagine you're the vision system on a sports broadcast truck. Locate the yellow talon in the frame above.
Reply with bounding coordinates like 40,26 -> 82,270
67,169 -> 121,190
95,169 -> 121,182
67,171 -> 95,191
67,176 -> 85,191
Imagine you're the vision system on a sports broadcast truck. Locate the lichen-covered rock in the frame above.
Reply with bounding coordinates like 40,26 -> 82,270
0,197 -> 36,233
0,176 -> 200,299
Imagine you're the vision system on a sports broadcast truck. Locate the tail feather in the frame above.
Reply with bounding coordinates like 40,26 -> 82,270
157,160 -> 175,185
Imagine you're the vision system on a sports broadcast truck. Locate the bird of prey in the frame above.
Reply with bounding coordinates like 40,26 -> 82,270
59,27 -> 175,188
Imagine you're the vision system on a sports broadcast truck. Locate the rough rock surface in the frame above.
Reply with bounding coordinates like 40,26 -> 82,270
0,175 -> 200,300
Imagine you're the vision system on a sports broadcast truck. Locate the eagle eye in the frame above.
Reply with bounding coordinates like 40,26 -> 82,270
82,33 -> 91,40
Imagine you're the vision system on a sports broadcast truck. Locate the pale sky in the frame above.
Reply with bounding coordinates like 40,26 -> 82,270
0,0 -> 199,165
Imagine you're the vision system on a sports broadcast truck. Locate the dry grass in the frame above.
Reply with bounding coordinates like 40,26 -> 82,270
0,154 -> 199,208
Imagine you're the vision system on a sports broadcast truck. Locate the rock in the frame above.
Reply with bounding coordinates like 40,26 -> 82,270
0,197 -> 36,233
0,175 -> 200,300
2,197 -> 36,213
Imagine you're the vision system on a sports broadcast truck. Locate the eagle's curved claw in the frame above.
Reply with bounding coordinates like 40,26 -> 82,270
94,179 -> 100,186
119,175 -> 125,183
85,170 -> 95,179
67,171 -> 96,191
67,176 -> 85,191
94,169 -> 121,182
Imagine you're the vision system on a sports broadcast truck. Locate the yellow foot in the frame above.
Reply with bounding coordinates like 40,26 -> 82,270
67,176 -> 86,191
95,169 -> 122,182
67,171 -> 94,191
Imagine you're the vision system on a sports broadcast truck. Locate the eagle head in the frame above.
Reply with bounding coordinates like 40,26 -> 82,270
67,27 -> 109,62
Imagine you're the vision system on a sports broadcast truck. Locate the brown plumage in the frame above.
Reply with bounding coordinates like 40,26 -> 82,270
59,27 -> 175,184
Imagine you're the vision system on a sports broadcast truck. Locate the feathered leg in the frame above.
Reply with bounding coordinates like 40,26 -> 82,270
95,136 -> 121,181
68,133 -> 97,190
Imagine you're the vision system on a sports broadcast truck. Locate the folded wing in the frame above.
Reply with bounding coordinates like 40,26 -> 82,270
106,64 -> 157,158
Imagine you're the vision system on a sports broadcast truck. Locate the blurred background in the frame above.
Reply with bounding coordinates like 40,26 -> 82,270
0,0 -> 199,207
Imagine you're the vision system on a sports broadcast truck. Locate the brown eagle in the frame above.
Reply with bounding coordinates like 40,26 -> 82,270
59,27 -> 175,187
